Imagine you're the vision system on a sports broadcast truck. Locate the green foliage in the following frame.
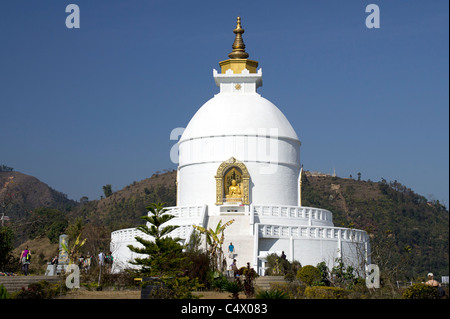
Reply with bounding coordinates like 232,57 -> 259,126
221,279 -> 244,299
148,276 -> 202,299
12,280 -> 67,299
269,282 -> 307,299
304,286 -> 349,299
0,226 -> 14,270
128,202 -> 186,277
302,173 -> 449,280
61,233 -> 86,265
0,284 -> 10,299
102,184 -> 112,198
402,283 -> 440,299
208,271 -> 229,291
296,265 -> 322,286
330,258 -> 356,288
27,208 -> 68,243
193,219 -> 234,272
255,289 -> 288,299
264,253 -> 301,280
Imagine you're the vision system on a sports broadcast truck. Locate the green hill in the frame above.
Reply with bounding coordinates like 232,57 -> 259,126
2,168 -> 448,279
301,171 -> 449,278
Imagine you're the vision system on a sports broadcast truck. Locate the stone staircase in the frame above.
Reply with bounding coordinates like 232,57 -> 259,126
255,276 -> 287,290
0,275 -> 61,293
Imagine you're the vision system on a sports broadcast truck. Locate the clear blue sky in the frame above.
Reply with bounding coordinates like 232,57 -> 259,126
1,1 -> 448,207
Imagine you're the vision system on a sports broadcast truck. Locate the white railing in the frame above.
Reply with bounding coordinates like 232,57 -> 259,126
257,224 -> 368,243
111,205 -> 207,244
252,205 -> 333,223
111,227 -> 151,243
165,205 -> 205,219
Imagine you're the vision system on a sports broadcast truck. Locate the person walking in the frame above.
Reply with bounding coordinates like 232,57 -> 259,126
20,246 -> 31,276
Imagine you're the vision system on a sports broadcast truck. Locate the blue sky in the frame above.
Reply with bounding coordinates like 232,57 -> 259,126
1,1 -> 448,207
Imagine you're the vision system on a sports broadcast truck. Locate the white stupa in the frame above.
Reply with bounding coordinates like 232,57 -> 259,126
111,17 -> 371,275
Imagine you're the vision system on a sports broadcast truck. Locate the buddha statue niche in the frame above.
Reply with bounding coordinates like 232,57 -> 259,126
226,179 -> 243,202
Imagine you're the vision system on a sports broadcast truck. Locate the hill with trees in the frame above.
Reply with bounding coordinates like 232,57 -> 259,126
1,168 -> 448,280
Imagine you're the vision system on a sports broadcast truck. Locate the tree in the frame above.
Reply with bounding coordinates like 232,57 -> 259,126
193,219 -> 235,272
27,208 -> 68,243
127,202 -> 186,276
102,184 -> 112,198
0,226 -> 14,271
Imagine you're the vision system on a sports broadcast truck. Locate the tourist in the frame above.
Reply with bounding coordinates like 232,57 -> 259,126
51,255 -> 58,265
105,251 -> 114,266
98,251 -> 105,266
83,254 -> 91,272
20,246 -> 31,276
231,259 -> 238,278
425,273 -> 446,298
425,273 -> 440,287
228,242 -> 235,258
281,251 -> 286,260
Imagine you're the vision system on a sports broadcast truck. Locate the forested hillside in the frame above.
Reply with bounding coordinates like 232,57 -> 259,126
1,168 -> 448,279
301,172 -> 449,278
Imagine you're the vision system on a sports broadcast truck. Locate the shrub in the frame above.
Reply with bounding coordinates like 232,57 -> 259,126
296,265 -> 321,286
255,289 -> 288,299
304,286 -> 349,299
221,279 -> 244,299
13,280 -> 67,299
270,281 -> 307,299
402,283 -> 440,299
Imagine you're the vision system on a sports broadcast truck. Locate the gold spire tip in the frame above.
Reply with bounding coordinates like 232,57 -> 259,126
228,16 -> 249,59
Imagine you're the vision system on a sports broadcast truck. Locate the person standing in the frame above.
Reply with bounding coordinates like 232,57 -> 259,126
20,246 -> 31,276
231,259 -> 238,278
228,242 -> 235,259
98,251 -> 105,266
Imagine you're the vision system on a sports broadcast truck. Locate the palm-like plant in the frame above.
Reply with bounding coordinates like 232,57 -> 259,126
193,219 -> 234,272
61,233 -> 86,265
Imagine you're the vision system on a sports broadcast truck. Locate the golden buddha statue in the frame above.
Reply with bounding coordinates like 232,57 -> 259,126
226,179 -> 243,201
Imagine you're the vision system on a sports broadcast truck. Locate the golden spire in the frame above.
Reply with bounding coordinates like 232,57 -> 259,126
219,17 -> 258,74
228,17 -> 249,59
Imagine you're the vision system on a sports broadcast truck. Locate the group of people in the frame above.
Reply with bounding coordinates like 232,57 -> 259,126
19,246 -> 114,275
97,251 -> 114,267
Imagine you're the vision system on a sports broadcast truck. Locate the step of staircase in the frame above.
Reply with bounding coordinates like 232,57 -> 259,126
0,275 -> 61,293
255,276 -> 287,290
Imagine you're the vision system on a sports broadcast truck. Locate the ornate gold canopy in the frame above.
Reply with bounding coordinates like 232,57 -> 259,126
215,157 -> 250,205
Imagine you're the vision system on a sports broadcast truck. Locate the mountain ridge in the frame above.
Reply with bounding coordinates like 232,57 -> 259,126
1,169 -> 448,278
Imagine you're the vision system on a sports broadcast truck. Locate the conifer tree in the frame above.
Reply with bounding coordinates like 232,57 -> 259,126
128,202 -> 186,276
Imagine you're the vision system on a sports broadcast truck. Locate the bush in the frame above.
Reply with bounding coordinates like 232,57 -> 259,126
402,283 -> 440,299
304,286 -> 349,299
13,280 -> 67,299
296,265 -> 321,286
269,281 -> 307,299
255,289 -> 288,299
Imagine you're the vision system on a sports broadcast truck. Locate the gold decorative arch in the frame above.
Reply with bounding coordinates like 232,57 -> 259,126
215,157 -> 250,205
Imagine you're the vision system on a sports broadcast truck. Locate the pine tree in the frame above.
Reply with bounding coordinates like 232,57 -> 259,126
127,202 -> 186,276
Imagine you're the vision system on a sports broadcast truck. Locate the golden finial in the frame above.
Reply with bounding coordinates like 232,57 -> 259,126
228,16 -> 249,59
219,16 -> 258,74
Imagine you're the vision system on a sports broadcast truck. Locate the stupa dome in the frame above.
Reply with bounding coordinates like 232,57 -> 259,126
180,94 -> 300,143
